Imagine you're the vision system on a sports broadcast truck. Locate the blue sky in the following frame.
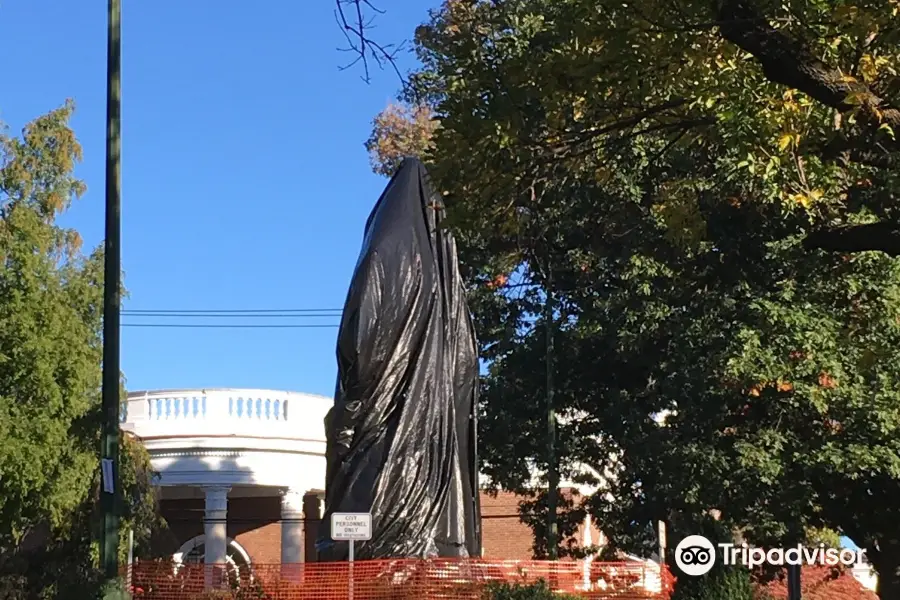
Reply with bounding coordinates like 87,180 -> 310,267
0,0 -> 432,398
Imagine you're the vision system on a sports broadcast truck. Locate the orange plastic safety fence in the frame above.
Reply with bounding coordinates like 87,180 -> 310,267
127,559 -> 675,600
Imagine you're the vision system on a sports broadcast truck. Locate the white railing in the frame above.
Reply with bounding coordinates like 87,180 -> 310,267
120,388 -> 331,442
139,394 -> 290,421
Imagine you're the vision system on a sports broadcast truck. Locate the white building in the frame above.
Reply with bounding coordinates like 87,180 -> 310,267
121,388 -> 331,571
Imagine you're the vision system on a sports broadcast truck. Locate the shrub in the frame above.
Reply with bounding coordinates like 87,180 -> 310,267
97,578 -> 132,600
193,591 -> 235,600
0,575 -> 27,600
672,566 -> 754,600
482,580 -> 580,600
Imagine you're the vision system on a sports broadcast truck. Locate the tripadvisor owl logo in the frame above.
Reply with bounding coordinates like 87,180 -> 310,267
674,534 -> 866,576
675,535 -> 717,576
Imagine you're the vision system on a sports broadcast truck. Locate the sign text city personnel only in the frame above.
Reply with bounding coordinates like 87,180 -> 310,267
331,513 -> 372,541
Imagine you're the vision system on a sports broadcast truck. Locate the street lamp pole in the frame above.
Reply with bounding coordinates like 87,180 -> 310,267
99,0 -> 122,584
545,268 -> 558,560
787,563 -> 802,600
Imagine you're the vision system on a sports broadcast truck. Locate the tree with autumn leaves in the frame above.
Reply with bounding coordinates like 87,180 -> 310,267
368,0 -> 900,597
0,103 -> 168,598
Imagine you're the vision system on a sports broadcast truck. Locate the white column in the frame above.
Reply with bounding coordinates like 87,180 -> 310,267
203,486 -> 230,588
583,514 -> 593,591
657,520 -> 667,564
583,514 -> 593,547
281,488 -> 305,581
281,489 -> 305,563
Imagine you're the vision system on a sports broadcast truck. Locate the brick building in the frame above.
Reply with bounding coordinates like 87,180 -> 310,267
152,487 -> 603,566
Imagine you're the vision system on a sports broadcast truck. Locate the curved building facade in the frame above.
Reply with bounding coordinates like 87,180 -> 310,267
121,388 -> 602,569
121,388 -> 332,568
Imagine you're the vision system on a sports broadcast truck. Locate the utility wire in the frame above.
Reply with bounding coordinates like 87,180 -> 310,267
122,313 -> 341,319
120,307 -> 343,329
122,309 -> 342,314
122,323 -> 339,329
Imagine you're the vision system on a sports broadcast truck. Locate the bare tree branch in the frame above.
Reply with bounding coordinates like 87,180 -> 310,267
819,135 -> 899,169
334,0 -> 406,85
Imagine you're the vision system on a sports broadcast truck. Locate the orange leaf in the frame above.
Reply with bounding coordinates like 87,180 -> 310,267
487,274 -> 509,289
818,372 -> 837,389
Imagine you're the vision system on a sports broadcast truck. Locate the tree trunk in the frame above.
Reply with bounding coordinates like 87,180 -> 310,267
803,222 -> 900,256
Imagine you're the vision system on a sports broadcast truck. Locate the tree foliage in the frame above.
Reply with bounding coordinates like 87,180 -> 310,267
0,101 -> 100,551
365,103 -> 437,176
672,565 -> 754,600
0,103 -> 165,598
368,1 -> 900,597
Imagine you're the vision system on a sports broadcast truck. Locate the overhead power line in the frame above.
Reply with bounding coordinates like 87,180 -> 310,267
122,308 -> 342,314
122,323 -> 339,329
119,307 -> 344,329
122,312 -> 341,319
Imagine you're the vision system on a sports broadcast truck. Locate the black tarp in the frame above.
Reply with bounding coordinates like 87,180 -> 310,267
316,157 -> 481,561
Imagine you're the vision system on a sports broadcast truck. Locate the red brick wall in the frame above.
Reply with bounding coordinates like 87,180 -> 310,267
228,496 -> 281,564
480,491 -> 535,559
479,489 -> 603,560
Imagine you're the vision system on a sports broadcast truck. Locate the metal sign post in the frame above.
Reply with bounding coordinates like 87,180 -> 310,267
787,563 -> 801,600
657,521 -> 667,564
349,537 -> 355,600
331,513 -> 372,600
126,529 -> 134,588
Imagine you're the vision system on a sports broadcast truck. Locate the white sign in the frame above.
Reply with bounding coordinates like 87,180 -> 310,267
331,512 -> 372,541
101,459 -> 114,494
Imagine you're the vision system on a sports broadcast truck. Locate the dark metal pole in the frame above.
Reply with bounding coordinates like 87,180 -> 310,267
545,269 -> 558,559
787,524 -> 802,600
787,564 -> 801,600
99,0 -> 122,583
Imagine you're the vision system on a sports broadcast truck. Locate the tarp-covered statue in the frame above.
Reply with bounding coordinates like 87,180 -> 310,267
316,157 -> 481,561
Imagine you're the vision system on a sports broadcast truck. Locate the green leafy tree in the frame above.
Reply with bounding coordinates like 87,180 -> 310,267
368,1 -> 900,597
0,103 -> 166,599
0,100 -> 99,552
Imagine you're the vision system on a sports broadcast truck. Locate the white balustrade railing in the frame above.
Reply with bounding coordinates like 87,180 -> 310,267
227,396 -> 289,421
142,394 -> 290,421
120,388 -> 332,442
147,395 -> 207,420
125,390 -> 292,422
